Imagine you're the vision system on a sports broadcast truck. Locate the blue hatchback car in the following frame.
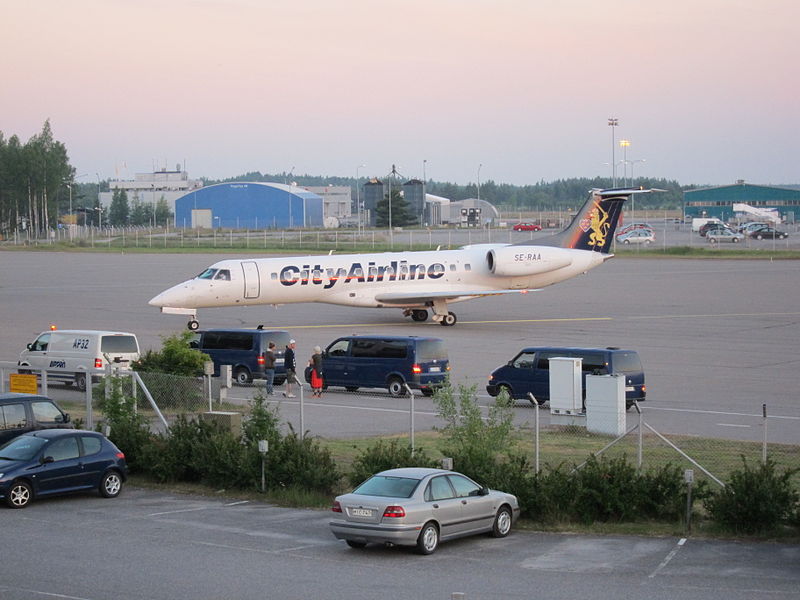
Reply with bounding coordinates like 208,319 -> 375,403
0,429 -> 128,508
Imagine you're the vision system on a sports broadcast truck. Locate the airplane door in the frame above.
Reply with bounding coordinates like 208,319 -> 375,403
241,261 -> 260,299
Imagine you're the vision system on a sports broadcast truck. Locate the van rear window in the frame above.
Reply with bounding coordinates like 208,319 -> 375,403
612,352 -> 643,373
416,340 -> 448,362
101,336 -> 139,353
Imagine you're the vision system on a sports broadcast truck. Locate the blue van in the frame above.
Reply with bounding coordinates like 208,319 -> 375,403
322,335 -> 449,396
486,346 -> 645,409
191,329 -> 291,385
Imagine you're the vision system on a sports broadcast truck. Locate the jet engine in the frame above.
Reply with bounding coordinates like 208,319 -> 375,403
486,246 -> 573,277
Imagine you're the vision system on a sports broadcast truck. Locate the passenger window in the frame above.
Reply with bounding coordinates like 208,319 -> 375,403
327,340 -> 350,357
426,476 -> 455,501
31,401 -> 65,424
536,352 -> 563,370
581,353 -> 607,374
351,340 -> 378,358
447,475 -> 482,498
512,352 -> 537,369
80,435 -> 102,456
0,404 -> 27,429
46,436 -> 80,461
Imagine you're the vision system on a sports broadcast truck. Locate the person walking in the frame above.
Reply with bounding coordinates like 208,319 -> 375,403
310,345 -> 324,398
264,341 -> 277,395
282,339 -> 297,398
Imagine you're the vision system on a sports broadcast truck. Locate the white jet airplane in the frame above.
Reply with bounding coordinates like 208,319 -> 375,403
150,188 -> 654,329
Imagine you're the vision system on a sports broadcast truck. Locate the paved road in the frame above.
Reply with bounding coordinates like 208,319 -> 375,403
1,251 -> 799,443
0,488 -> 797,600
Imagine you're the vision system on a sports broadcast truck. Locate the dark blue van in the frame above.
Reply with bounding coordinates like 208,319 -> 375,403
191,329 -> 291,385
322,335 -> 449,396
486,346 -> 645,409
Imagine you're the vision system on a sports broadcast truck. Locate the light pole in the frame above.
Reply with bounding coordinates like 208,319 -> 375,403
628,158 -> 646,186
477,163 -> 482,201
608,118 -> 618,186
619,140 -> 630,186
285,166 -> 294,227
356,164 -> 365,234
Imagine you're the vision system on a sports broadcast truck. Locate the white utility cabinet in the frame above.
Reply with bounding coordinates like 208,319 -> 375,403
549,357 -> 583,413
586,374 -> 626,436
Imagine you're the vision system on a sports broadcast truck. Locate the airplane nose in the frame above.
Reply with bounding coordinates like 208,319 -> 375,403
148,292 -> 166,307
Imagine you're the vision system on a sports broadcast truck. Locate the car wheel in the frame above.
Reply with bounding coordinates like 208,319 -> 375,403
421,388 -> 434,397
345,540 -> 367,549
732,237 -> 739,243
416,522 -> 439,555
779,234 -> 786,240
345,386 -> 359,392
234,367 -> 252,385
76,373 -> 88,392
491,505 -> 513,538
6,480 -> 32,508
756,234 -> 763,240
387,377 -> 405,397
623,239 -> 630,244
100,470 -> 123,498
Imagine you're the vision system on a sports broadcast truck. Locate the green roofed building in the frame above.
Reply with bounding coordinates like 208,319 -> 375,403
684,181 -> 800,222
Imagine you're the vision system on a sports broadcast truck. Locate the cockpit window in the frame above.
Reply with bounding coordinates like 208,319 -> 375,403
214,270 -> 231,281
197,268 -> 217,280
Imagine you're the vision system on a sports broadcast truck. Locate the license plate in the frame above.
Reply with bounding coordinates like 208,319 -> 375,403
350,508 -> 373,517
625,386 -> 634,392
429,366 -> 441,372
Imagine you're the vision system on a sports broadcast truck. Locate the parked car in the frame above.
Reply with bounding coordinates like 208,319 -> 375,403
0,429 -> 128,508
699,221 -> 734,237
707,229 -> 744,243
512,222 -> 542,231
190,328 -> 290,385
749,226 -> 788,240
0,393 -> 72,445
330,467 -> 519,554
18,329 -> 140,391
616,229 -> 655,245
486,346 -> 646,409
322,335 -> 449,396
616,222 -> 653,236
737,222 -> 768,235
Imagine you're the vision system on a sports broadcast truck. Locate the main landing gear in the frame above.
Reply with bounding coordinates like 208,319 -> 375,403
403,307 -> 458,326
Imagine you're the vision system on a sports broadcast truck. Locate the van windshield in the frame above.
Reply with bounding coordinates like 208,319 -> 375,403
101,336 -> 139,353
416,340 -> 448,362
613,352 -> 643,373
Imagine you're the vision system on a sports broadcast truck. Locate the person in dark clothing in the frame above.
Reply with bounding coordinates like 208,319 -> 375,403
282,339 -> 297,398
264,341 -> 276,395
310,345 -> 323,398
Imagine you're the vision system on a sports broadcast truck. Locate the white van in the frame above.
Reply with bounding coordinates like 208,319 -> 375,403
18,330 -> 140,391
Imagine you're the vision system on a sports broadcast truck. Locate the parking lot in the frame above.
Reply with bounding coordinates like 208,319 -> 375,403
0,487 -> 798,600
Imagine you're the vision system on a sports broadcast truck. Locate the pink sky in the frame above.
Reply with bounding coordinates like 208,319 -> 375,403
2,0 -> 798,186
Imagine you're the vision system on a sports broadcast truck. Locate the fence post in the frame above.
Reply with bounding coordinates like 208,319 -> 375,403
299,383 -> 305,440
405,384 -> 415,452
762,403 -> 768,465
84,374 -> 93,430
528,393 -> 540,474
637,403 -> 643,470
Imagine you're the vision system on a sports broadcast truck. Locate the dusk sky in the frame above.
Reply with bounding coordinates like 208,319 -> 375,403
3,0 -> 798,187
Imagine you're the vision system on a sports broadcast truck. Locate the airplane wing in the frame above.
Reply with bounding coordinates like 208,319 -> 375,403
374,289 -> 540,305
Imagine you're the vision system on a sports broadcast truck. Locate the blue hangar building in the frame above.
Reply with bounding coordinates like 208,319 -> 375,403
174,182 -> 324,229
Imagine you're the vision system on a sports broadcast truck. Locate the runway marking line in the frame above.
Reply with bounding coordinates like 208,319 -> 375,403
649,538 -> 686,579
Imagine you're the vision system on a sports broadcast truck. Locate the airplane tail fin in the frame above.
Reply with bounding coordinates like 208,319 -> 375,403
523,188 -> 656,254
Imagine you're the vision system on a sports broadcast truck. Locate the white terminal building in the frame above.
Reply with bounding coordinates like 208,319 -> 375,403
99,167 -> 203,214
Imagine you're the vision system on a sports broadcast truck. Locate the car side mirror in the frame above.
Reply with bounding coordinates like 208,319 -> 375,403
41,455 -> 55,464
479,486 -> 490,496
63,413 -> 71,423
507,361 -> 513,367
27,343 -> 33,351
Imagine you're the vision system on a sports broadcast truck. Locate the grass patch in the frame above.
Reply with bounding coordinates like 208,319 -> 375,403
614,245 -> 800,259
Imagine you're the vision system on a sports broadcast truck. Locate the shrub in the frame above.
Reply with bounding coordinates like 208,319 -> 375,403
704,458 -> 800,534
132,331 -> 209,376
571,455 -> 641,523
348,438 -> 439,487
268,426 -> 341,495
95,376 -> 152,472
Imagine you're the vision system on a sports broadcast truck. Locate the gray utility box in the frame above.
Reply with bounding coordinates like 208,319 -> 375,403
586,374 -> 626,436
201,411 -> 242,435
549,356 -> 585,426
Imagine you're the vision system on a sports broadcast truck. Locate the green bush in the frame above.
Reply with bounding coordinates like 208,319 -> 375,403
704,458 -> 800,534
268,425 -> 341,495
94,376 -> 152,472
132,331 -> 209,376
348,439 -> 439,487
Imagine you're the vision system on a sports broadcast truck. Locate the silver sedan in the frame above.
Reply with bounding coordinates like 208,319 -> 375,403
329,467 -> 520,554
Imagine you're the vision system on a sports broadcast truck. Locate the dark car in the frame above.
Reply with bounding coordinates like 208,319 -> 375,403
750,226 -> 788,240
322,335 -> 449,396
512,222 -> 542,231
0,429 -> 128,508
486,346 -> 645,409
0,393 -> 72,445
190,328 -> 291,385
699,222 -> 731,237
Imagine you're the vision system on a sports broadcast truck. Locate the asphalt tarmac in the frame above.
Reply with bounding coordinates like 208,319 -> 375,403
2,251 -> 799,443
